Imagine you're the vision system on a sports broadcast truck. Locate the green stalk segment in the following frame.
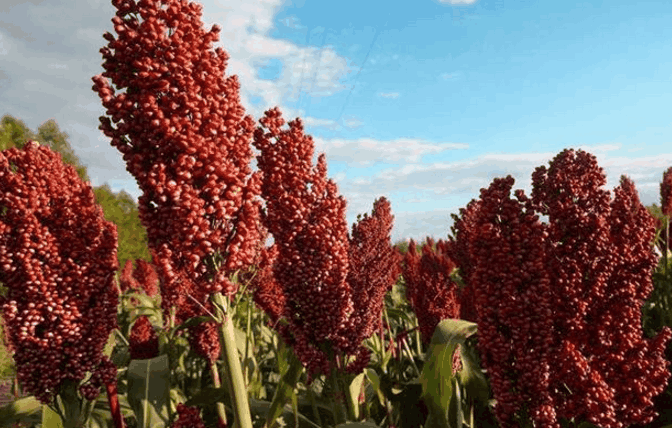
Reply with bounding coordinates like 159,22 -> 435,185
212,292 -> 253,428
264,347 -> 304,428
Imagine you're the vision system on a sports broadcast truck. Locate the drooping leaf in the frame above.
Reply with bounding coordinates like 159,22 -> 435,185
0,396 -> 42,427
127,354 -> 171,428
348,372 -> 366,420
41,404 -> 64,428
334,421 -> 381,428
420,319 -> 478,428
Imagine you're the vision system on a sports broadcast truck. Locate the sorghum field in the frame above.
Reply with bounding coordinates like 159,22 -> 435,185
1,0 -> 672,427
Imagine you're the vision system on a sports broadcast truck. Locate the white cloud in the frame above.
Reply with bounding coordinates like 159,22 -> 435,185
0,32 -> 8,55
441,72 -> 459,80
342,116 -> 363,129
377,92 -> 400,99
438,0 -> 478,4
303,116 -> 340,129
334,148 -> 672,242
203,0 -> 351,114
314,137 -> 469,165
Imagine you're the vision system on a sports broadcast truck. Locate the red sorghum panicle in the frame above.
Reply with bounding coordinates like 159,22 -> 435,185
401,238 -> 461,344
251,243 -> 286,325
0,141 -> 119,404
452,149 -> 671,428
133,259 -> 159,297
119,259 -> 138,293
532,151 -> 670,427
80,357 -> 118,401
254,111 -> 401,376
454,176 -> 557,428
129,315 -> 159,360
188,321 -> 221,363
171,404 -> 207,428
337,197 -> 401,373
93,0 -> 263,351
661,166 -> 672,216
253,107 -> 352,375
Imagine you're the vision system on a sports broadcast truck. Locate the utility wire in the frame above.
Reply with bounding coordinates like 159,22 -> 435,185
305,28 -> 329,119
335,25 -> 382,125
335,10 -> 391,126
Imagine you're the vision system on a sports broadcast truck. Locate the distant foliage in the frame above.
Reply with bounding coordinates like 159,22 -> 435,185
0,115 -> 89,182
93,185 -> 151,269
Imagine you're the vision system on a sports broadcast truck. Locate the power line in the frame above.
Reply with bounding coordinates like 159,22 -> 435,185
305,28 -> 329,119
335,24 -> 383,125
335,9 -> 391,127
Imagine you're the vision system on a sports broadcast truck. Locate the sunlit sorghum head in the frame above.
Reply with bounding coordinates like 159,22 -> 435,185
253,110 -> 400,377
253,107 -> 352,376
454,175 -> 557,427
452,149 -> 671,428
0,141 -> 120,404
93,0 -> 264,357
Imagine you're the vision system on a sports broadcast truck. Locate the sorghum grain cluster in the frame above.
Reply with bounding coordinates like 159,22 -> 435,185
0,142 -> 119,404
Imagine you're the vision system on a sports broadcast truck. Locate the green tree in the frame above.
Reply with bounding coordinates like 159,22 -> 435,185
37,119 -> 90,182
93,184 -> 151,269
0,115 -> 36,150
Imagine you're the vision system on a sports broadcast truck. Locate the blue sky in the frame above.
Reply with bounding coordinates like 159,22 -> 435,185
1,0 -> 672,242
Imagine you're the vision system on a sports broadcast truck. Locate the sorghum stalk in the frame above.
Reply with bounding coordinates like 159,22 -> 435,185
106,381 -> 126,428
208,359 -> 228,428
213,293 -> 252,428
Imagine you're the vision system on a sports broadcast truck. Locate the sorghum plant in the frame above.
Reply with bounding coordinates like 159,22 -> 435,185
119,258 -> 158,297
662,166 -> 672,217
92,0 -> 263,328
252,108 -> 401,425
339,196 -> 401,373
0,142 -> 120,407
128,315 -> 159,360
452,176 -> 556,427
253,108 -> 400,377
452,149 -> 671,428
171,404 -> 207,428
252,107 -> 352,378
93,1 -> 262,426
400,238 -> 461,344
